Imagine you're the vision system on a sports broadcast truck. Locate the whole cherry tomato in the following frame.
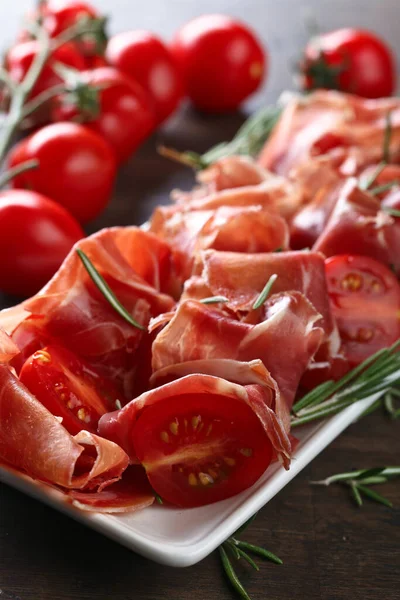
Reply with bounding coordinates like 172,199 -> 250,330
301,29 -> 396,98
170,14 -> 266,112
5,40 -> 85,98
106,31 -> 184,124
8,122 -> 117,223
42,0 -> 99,38
51,67 -> 156,163
0,190 -> 83,296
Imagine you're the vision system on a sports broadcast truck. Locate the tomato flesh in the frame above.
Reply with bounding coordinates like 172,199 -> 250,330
325,255 -> 400,365
133,393 -> 272,507
20,345 -> 125,435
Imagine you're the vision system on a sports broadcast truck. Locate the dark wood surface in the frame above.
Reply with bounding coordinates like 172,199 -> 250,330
1,2 -> 400,599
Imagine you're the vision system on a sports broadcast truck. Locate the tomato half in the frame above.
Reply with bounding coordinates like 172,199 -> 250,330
106,31 -> 184,125
325,255 -> 400,365
132,393 -> 272,507
0,190 -> 83,297
20,345 -> 125,435
8,122 -> 117,223
171,14 -> 266,112
301,28 -> 395,98
51,67 -> 156,163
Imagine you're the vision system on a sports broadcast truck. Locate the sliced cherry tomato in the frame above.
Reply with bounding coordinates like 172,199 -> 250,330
106,31 -> 184,125
51,67 -> 156,163
133,393 -> 273,507
325,255 -> 400,365
301,29 -> 396,98
171,14 -> 266,113
0,190 -> 83,296
8,122 -> 117,223
20,345 -> 125,435
5,40 -> 85,99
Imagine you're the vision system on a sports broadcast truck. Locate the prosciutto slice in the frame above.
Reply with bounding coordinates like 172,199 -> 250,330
0,365 -> 129,490
5,228 -> 175,396
258,90 -> 400,176
99,372 -> 292,469
151,294 -> 323,409
313,179 -> 400,275
150,204 -> 289,281
172,155 -> 272,203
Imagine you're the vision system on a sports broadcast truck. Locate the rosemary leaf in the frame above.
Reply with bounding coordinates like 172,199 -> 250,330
252,274 -> 278,310
353,467 -> 386,480
226,540 -> 241,561
200,296 -> 229,305
76,249 -> 145,331
383,207 -> 400,218
357,485 -> 393,508
234,540 -> 283,565
350,483 -> 363,507
236,548 -> 260,571
219,545 -> 252,600
360,162 -> 386,191
234,512 -> 259,536
369,180 -> 399,196
155,493 -> 163,505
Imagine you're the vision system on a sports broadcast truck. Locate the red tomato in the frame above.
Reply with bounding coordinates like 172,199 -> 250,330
301,29 -> 396,98
42,0 -> 98,38
106,31 -> 184,124
8,122 -> 117,223
51,67 -> 156,163
0,190 -> 83,296
6,40 -> 85,98
132,392 -> 273,507
20,345 -> 124,435
325,255 -> 400,365
170,14 -> 266,112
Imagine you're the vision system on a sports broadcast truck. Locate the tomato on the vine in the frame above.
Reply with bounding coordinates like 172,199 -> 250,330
170,14 -> 266,112
8,122 -> 117,224
0,190 -> 83,296
325,255 -> 400,365
51,67 -> 156,163
20,345 -> 124,435
6,40 -> 85,98
42,0 -> 99,38
132,392 -> 273,507
106,31 -> 184,124
301,29 -> 396,98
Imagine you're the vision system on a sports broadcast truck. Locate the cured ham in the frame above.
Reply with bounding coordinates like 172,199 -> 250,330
5,228 -> 175,396
150,204 -> 289,281
258,90 -> 400,176
313,179 -> 400,275
151,294 -> 323,409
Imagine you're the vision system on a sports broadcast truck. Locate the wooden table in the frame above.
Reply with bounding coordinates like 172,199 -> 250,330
1,2 -> 399,599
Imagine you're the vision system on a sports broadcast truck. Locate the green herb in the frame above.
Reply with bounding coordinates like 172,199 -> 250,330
252,274 -> 278,310
369,180 -> 399,196
76,249 -> 145,331
291,339 -> 400,426
218,512 -> 282,600
200,296 -> 229,305
359,162 -> 387,191
311,467 -> 400,508
383,111 -> 392,163
383,206 -> 400,218
154,493 -> 163,505
159,106 -> 282,170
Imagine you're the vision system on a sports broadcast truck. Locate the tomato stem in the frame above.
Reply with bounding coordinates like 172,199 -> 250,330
0,159 -> 39,189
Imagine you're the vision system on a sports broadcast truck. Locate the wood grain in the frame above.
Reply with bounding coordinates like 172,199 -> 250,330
0,2 -> 399,599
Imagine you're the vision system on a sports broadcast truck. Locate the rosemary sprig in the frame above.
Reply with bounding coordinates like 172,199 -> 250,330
200,296 -> 229,305
311,467 -> 400,508
383,207 -> 400,218
359,162 -> 387,191
159,105 -> 281,170
291,339 -> 400,427
219,512 -> 282,600
369,180 -> 399,196
76,249 -> 145,331
252,274 -> 278,310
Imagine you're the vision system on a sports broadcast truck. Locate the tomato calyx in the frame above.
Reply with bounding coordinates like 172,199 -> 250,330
52,63 -> 102,119
301,46 -> 348,92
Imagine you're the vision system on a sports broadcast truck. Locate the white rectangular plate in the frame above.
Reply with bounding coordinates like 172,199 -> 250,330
0,394 -> 377,567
